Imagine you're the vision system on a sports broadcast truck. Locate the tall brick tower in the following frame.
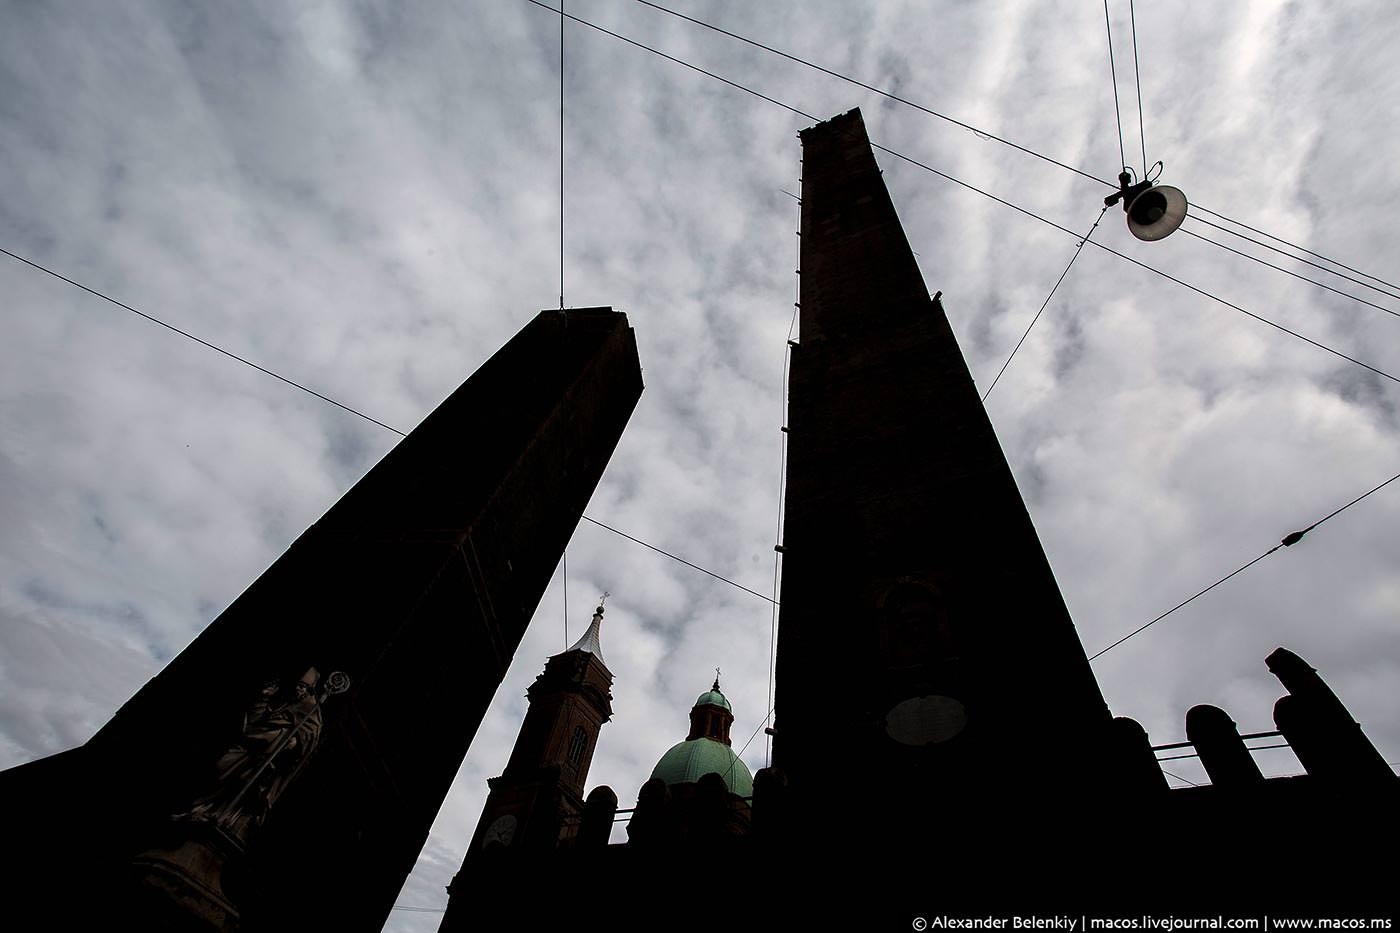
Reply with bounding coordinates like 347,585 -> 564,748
2,308 -> 642,931
773,110 -> 1113,836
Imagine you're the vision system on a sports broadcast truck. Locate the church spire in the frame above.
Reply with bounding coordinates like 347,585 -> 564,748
565,594 -> 608,662
449,595 -> 614,894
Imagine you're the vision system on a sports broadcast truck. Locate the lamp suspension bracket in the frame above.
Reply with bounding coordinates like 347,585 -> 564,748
1104,165 -> 1187,241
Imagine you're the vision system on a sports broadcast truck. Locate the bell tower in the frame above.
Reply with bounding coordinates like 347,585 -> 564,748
454,601 -> 613,866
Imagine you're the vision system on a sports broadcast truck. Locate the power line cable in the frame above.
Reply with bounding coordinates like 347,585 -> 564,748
1279,468 -> 1400,545
0,246 -> 408,438
1083,235 -> 1400,386
1129,0 -> 1147,176
630,0 -> 1113,188
4,245 -> 783,612
718,698 -> 779,791
629,0 -> 1399,298
868,145 -> 1400,388
1178,227 -> 1400,320
1102,0 -> 1128,172
528,0 -> 815,121
1088,544 -> 1283,662
1192,204 -> 1400,296
982,204 -> 1110,402
1187,216 -> 1400,304
530,0 -> 1400,389
726,707 -> 781,820
1088,467 -> 1400,661
736,705 -> 774,759
579,515 -> 778,605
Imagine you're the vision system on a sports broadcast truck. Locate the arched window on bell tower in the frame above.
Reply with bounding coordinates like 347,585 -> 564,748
567,725 -> 588,767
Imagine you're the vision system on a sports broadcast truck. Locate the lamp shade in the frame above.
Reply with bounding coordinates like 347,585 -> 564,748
1126,184 -> 1188,241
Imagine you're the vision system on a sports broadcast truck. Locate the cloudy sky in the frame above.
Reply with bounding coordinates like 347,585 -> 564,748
3,0 -> 1398,926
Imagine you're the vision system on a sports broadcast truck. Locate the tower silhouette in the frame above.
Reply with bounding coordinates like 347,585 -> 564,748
2,308 -> 642,930
774,109 -> 1114,835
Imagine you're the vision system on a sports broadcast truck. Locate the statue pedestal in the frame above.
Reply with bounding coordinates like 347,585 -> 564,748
132,822 -> 244,931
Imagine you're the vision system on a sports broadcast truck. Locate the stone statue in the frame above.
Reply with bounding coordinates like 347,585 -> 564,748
179,667 -> 346,846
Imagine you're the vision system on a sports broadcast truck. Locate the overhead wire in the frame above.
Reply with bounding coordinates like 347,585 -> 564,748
982,204 -> 1110,402
865,119 -> 1400,384
1102,0 -> 1128,172
1186,214 -> 1400,304
1082,234 -> 1400,386
2,246 -> 784,612
1089,544 -> 1284,662
629,0 -> 1399,305
1129,0 -> 1147,176
1178,227 -> 1400,320
1088,467 -> 1400,661
0,246 -> 408,438
736,706 -> 774,759
631,0 -> 1113,187
523,0 -> 1400,383
1280,468 -> 1400,544
527,0 -> 813,121
1192,204 -> 1400,296
574,4 -> 1400,383
719,698 -> 780,791
868,144 -> 1400,387
579,516 -> 778,605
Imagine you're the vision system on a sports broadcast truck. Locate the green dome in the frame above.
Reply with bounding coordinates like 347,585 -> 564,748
694,688 -> 731,711
650,737 -> 753,798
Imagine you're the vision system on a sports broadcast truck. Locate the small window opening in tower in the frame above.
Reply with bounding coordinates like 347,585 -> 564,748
567,725 -> 587,766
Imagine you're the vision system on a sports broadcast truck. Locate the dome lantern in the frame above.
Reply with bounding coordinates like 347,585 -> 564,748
647,673 -> 754,799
